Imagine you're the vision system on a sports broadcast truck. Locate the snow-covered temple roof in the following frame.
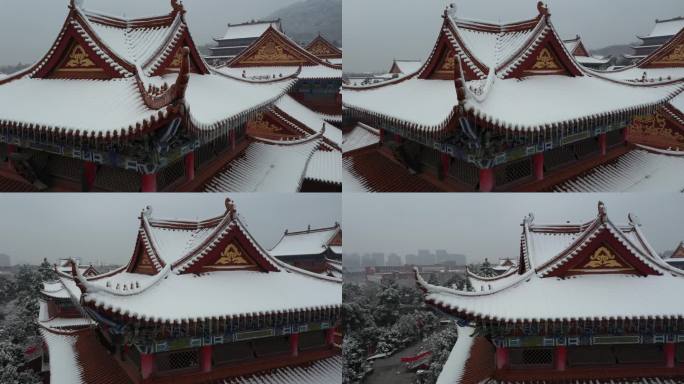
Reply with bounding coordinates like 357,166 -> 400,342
58,199 -> 341,324
305,35 -> 342,61
0,0 -> 293,140
389,59 -> 423,75
638,16 -> 684,39
223,355 -> 342,384
222,25 -> 341,80
595,24 -> 684,84
270,224 -> 341,257
342,123 -> 380,154
218,20 -> 282,41
203,138 -> 330,192
342,3 -> 684,133
554,146 -> 684,192
417,201 -> 684,323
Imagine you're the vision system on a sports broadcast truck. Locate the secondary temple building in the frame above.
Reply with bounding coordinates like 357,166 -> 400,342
37,198 -> 342,383
342,3 -> 684,192
417,201 -> 684,383
269,223 -> 342,276
0,0 -> 341,192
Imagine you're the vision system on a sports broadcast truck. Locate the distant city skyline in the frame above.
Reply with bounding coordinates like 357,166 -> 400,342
344,194 -> 684,264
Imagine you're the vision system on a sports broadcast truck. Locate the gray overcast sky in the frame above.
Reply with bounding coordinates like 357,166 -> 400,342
343,194 -> 684,263
343,0 -> 684,73
0,194 -> 340,266
0,0 -> 301,66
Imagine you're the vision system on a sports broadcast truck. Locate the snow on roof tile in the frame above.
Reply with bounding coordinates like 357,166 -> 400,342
342,123 -> 380,154
224,355 -> 341,384
82,268 -> 340,322
204,139 -> 321,192
218,65 -> 341,80
592,67 -> 684,84
305,150 -> 342,185
392,60 -> 423,74
641,17 -> 684,39
342,77 -> 457,130
274,94 -> 342,146
220,21 -> 281,41
0,77 -> 162,135
417,205 -> 684,322
39,328 -> 83,384
270,226 -> 339,257
435,325 -> 476,384
554,149 -> 684,192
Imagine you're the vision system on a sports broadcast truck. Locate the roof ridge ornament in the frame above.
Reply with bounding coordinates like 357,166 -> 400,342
628,212 -> 641,226
446,3 -> 457,19
598,201 -> 607,223
69,0 -> 84,9
225,198 -> 236,220
143,205 -> 153,218
171,0 -> 184,13
523,212 -> 535,226
537,1 -> 550,17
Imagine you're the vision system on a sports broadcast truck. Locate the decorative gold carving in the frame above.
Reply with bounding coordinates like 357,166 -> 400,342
440,51 -> 456,71
309,41 -> 333,56
531,48 -> 560,70
243,38 -> 301,64
65,44 -> 96,68
249,112 -> 283,133
215,244 -> 249,265
169,49 -> 184,68
583,246 -> 623,268
629,112 -> 684,144
653,44 -> 684,64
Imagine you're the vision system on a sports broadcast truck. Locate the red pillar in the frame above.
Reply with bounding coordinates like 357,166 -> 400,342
83,161 -> 97,192
479,168 -> 494,192
184,152 -> 195,182
379,129 -> 385,144
440,153 -> 451,177
141,173 -> 157,192
200,345 -> 212,373
290,333 -> 300,357
665,342 -> 676,368
394,133 -> 403,143
598,132 -> 607,155
5,144 -> 15,169
622,127 -> 629,143
555,346 -> 567,371
141,353 -> 155,379
325,328 -> 335,346
495,347 -> 508,370
533,153 -> 544,181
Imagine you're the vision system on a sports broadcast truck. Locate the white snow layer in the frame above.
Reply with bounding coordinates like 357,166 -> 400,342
305,150 -> 342,184
270,227 -> 338,257
342,124 -> 379,153
554,149 -> 684,192
224,355 -> 342,384
203,139 -> 320,192
436,325 -> 476,384
40,329 -> 83,384
81,269 -> 341,322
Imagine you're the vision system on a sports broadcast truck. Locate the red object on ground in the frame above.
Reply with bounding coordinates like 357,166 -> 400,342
400,351 -> 432,363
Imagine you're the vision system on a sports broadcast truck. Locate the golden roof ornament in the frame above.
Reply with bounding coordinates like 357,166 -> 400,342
537,1 -> 550,17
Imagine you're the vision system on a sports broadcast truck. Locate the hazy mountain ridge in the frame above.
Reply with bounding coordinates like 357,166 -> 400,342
268,0 -> 342,47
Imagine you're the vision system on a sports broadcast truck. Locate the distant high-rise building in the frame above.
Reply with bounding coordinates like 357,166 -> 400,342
371,252 -> 385,267
405,254 -> 418,265
386,253 -> 402,266
361,254 -> 374,267
344,253 -> 362,271
418,249 -> 436,265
